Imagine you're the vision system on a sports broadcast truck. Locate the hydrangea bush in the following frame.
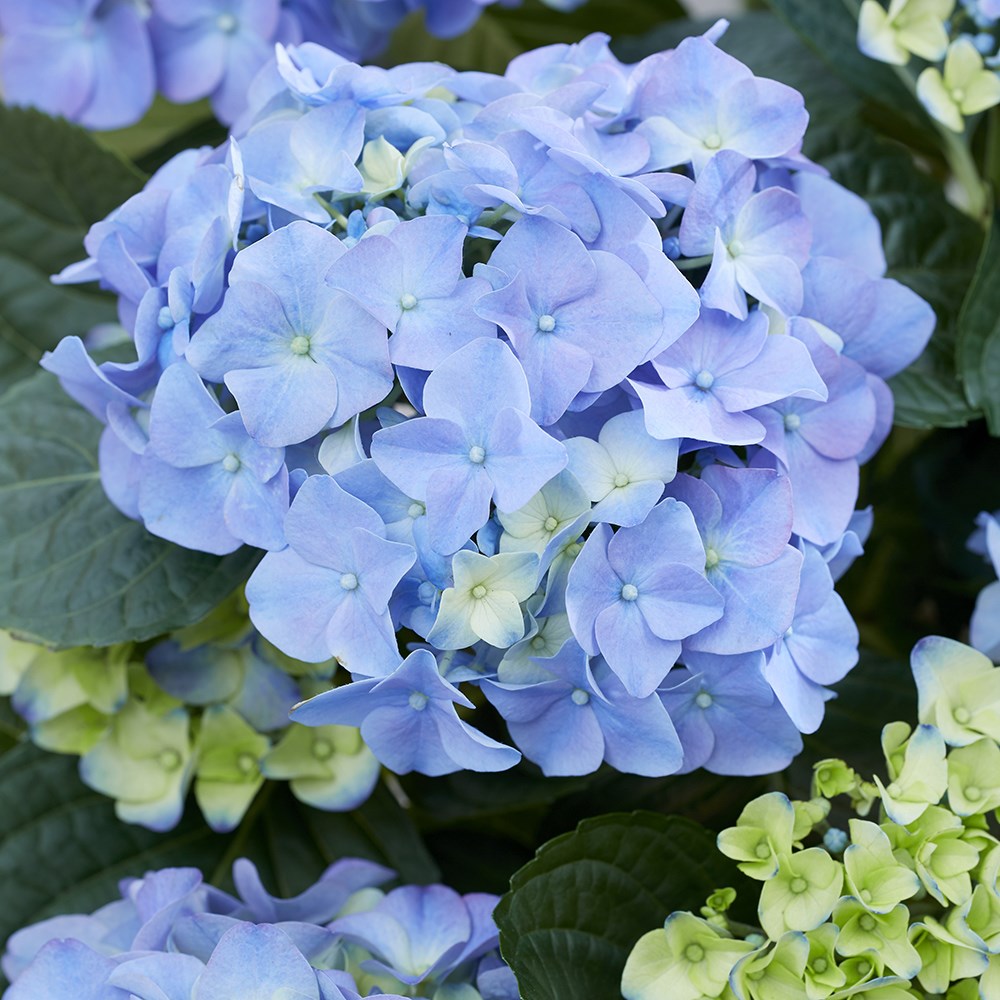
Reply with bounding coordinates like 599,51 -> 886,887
1,0 -> 999,997
36,23 -> 934,790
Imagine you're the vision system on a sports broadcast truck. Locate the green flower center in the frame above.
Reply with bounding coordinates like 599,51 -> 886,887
684,944 -> 705,963
472,584 -> 488,600
789,877 -> 809,894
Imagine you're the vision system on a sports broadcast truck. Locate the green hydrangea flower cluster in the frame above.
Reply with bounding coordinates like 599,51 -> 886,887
622,636 -> 1000,1000
0,597 -> 379,834
857,0 -> 1000,135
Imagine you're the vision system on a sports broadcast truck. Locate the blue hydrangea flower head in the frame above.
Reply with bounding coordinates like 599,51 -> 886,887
484,638 -> 683,776
370,337 -> 568,554
187,221 -> 393,448
246,473 -> 416,670
139,362 -> 289,554
290,648 -> 521,775
566,498 -> 724,697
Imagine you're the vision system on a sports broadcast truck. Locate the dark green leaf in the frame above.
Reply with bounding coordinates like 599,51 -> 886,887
381,0 -> 684,74
762,0 -> 929,129
0,742 -> 438,959
956,209 -> 1000,433
807,123 -> 984,429
495,811 -> 748,1000
0,372 -> 258,647
0,107 -> 144,392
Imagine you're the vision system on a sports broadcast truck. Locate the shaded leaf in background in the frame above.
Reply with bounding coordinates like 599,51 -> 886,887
0,741 -> 438,974
0,106 -> 143,393
956,210 -> 1000,434
495,811 -> 749,1000
0,373 -> 258,648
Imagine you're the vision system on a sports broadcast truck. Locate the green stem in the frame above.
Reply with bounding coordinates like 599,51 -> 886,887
675,254 -> 714,271
937,124 -> 990,222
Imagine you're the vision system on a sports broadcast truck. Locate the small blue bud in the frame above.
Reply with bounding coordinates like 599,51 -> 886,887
662,236 -> 681,260
974,31 -> 997,54
823,827 -> 849,854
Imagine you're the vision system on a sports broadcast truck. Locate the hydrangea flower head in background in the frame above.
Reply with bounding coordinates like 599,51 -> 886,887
1,857 -> 517,1000
0,0 -> 587,128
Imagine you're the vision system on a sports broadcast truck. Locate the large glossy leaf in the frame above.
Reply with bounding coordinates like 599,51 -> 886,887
0,740 -> 438,967
0,372 -> 258,647
494,811 -> 747,1000
0,106 -> 143,393
956,210 -> 1000,434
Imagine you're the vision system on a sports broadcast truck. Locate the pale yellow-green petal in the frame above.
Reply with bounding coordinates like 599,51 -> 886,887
917,67 -> 964,132
961,71 -> 1000,116
858,0 -> 909,64
895,13 -> 950,61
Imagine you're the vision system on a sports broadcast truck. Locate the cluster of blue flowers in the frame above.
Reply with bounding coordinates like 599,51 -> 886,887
2,857 -> 515,999
44,25 -> 936,783
0,0 -> 579,130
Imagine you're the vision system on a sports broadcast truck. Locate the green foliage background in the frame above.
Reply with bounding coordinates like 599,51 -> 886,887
0,1 -> 996,996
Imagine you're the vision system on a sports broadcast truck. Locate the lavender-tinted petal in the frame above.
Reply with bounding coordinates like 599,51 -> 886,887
195,923 -> 320,1000
485,408 -> 568,511
4,939 -> 125,1000
595,601 -> 680,697
688,547 -> 803,654
138,456 -> 240,555
565,523 -> 619,655
247,549 -> 346,663
106,953 -> 204,1000
592,668 -> 683,776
